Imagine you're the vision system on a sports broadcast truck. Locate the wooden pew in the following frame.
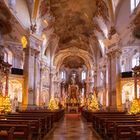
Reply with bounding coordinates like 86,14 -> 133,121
0,119 -> 41,140
19,109 -> 65,122
130,126 -> 140,140
0,124 -> 32,140
0,108 -> 65,139
5,113 -> 53,134
93,114 -> 136,127
81,110 -> 125,122
103,120 -> 140,140
0,127 -> 14,140
92,114 -> 140,138
81,110 -> 140,140
96,116 -> 140,132
3,111 -> 55,136
114,124 -> 140,140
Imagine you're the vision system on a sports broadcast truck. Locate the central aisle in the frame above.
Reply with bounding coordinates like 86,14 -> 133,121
45,114 -> 101,140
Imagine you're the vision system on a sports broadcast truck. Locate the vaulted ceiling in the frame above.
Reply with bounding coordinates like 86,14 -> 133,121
1,0 -> 122,69
47,0 -> 109,52
50,0 -> 97,52
39,0 -> 110,68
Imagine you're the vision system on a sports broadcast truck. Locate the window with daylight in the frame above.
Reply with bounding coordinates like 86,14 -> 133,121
61,71 -> 66,80
121,60 -> 125,72
4,49 -> 13,65
138,87 -> 140,98
131,0 -> 140,12
81,71 -> 86,80
4,52 -> 8,62
132,55 -> 139,68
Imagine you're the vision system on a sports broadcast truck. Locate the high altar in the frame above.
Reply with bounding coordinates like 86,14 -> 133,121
66,80 -> 80,113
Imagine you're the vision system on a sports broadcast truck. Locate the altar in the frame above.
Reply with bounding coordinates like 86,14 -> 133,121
66,78 -> 80,113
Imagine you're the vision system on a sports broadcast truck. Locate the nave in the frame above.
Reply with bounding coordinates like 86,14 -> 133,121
45,114 -> 100,140
1,0 -> 140,139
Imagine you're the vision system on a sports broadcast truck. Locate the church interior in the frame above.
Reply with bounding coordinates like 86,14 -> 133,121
0,0 -> 140,139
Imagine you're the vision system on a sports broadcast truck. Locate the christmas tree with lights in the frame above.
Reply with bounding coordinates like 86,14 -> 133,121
88,94 -> 99,111
3,96 -> 12,113
48,97 -> 59,110
130,99 -> 140,114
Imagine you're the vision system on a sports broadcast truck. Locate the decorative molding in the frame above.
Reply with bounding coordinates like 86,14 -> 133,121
104,33 -> 120,49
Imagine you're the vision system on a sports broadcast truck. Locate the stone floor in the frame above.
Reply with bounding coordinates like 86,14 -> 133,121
44,114 -> 101,140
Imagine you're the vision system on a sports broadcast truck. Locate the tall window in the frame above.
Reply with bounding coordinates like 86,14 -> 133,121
61,71 -> 66,80
81,71 -> 86,80
4,49 -> 13,65
132,56 -> 139,68
4,52 -> 8,62
121,60 -> 125,72
131,0 -> 140,12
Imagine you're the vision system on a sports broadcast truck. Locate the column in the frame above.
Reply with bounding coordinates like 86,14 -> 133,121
102,65 -> 106,109
49,46 -> 52,100
0,46 -> 4,95
134,72 -> 138,99
86,72 -> 90,98
107,49 -> 122,111
89,70 -> 94,93
52,74 -> 58,98
33,51 -> 40,105
93,70 -> 97,89
93,69 -> 97,92
49,71 -> 53,99
5,68 -> 9,96
22,46 -> 34,107
22,36 -> 41,109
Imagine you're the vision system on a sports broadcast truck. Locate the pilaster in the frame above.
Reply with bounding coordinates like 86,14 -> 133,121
102,65 -> 107,109
22,34 -> 42,109
107,48 -> 122,111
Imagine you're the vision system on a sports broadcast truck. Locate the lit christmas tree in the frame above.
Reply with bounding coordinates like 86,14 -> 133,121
48,97 -> 59,110
130,99 -> 140,114
88,94 -> 99,111
3,96 -> 12,113
80,97 -> 84,107
0,94 -> 4,112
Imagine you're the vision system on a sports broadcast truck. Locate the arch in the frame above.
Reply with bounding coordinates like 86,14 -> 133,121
2,79 -> 22,103
53,47 -> 94,72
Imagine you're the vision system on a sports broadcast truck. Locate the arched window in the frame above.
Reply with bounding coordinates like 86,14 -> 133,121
131,0 -> 140,12
7,51 -> 13,65
132,55 -> 139,68
61,70 -> 66,80
121,60 -> 125,72
4,49 -> 13,65
4,52 -> 8,62
81,71 -> 86,80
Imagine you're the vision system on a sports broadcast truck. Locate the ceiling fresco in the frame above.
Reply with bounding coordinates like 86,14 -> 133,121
48,0 -> 108,52
62,56 -> 85,69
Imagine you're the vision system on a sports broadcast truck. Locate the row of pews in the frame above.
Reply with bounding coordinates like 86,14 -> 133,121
82,110 -> 140,140
0,109 -> 65,140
